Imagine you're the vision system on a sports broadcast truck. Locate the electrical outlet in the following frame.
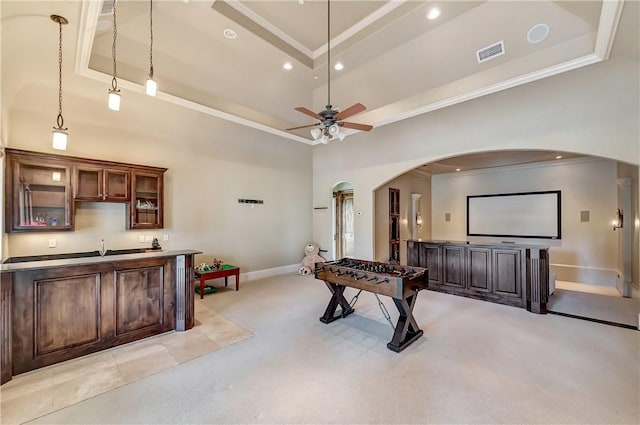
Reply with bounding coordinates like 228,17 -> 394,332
139,235 -> 145,243
48,239 -> 56,248
145,235 -> 153,243
163,234 -> 169,241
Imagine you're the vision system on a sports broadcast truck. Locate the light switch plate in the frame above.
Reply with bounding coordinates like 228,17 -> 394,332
48,239 -> 56,248
139,235 -> 145,243
145,235 -> 153,243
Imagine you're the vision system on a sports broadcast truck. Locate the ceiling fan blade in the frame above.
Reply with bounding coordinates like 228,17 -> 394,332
294,107 -> 323,120
335,103 -> 366,120
341,121 -> 373,132
286,123 -> 321,131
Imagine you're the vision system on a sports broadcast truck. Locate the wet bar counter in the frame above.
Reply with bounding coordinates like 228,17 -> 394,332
0,249 -> 200,385
407,240 -> 549,313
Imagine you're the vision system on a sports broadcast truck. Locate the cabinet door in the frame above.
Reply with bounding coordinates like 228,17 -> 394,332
75,167 -> 129,202
114,265 -> 166,336
492,248 -> 522,298
420,243 -> 442,285
129,171 -> 164,229
104,169 -> 129,201
467,247 -> 491,293
6,157 -> 73,232
442,245 -> 465,288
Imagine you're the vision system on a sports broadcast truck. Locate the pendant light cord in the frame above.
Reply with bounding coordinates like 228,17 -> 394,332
149,0 -> 154,78
111,0 -> 118,90
57,18 -> 64,128
327,0 -> 331,107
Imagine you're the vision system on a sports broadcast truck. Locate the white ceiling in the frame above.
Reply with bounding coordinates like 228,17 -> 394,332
78,0 -> 623,145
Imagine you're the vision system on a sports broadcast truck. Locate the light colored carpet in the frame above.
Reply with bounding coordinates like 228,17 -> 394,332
19,273 -> 640,424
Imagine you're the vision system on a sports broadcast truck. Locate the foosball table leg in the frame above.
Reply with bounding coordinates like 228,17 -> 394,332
387,291 -> 423,352
320,282 -> 355,324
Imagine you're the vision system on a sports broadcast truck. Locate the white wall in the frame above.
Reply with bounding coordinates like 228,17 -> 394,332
431,158 -> 619,286
374,172 -> 431,264
312,10 -> 639,270
2,14 -> 313,273
617,162 -> 639,293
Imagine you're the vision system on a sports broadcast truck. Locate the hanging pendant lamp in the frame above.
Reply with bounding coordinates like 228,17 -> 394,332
145,0 -> 157,96
51,15 -> 69,150
108,0 -> 121,110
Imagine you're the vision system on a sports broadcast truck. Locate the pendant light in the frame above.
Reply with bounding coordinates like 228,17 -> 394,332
145,0 -> 157,96
51,15 -> 69,150
108,0 -> 121,110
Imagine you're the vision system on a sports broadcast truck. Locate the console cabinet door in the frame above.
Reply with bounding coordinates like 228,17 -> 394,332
492,248 -> 523,298
443,245 -> 465,288
467,247 -> 492,293
421,243 -> 443,285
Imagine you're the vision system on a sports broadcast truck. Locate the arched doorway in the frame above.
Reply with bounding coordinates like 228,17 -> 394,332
332,182 -> 354,259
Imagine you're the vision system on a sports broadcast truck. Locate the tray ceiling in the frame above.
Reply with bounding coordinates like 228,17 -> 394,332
74,1 -> 625,144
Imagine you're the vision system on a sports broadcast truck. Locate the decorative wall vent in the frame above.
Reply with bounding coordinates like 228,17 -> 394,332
476,41 -> 505,63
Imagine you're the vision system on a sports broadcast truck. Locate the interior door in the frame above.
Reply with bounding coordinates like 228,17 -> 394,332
335,190 -> 354,258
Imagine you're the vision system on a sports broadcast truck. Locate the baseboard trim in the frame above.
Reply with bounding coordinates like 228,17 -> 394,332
240,264 -> 299,282
548,310 -> 639,331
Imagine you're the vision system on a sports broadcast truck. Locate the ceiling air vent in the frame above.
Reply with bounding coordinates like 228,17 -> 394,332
476,41 -> 505,63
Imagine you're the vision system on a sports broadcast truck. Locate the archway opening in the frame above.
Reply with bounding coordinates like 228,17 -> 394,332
332,182 -> 354,259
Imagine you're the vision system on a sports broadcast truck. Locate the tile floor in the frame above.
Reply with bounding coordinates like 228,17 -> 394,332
0,299 -> 253,425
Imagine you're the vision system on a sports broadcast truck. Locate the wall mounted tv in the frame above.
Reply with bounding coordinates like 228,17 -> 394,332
467,190 -> 561,239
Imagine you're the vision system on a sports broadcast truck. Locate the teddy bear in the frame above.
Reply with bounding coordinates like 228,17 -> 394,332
298,242 -> 326,275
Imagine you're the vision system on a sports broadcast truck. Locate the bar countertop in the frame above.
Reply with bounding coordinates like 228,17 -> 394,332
0,249 -> 202,273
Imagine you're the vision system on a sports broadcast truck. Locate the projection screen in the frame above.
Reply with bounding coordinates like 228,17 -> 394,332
467,190 -> 561,239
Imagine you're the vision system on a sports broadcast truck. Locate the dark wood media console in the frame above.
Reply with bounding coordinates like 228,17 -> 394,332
407,240 -> 549,313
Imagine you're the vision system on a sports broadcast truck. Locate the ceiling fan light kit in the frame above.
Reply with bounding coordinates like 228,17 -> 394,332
286,0 -> 373,143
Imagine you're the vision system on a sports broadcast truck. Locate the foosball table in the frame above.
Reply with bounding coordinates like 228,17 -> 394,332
314,258 -> 429,352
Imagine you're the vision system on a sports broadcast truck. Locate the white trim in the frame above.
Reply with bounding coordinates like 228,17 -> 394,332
74,0 -> 624,146
444,156 -> 609,178
225,0 -> 313,58
372,53 -> 602,128
312,0 -> 408,59
240,263 -> 300,282
594,0 -> 625,60
75,0 -> 102,75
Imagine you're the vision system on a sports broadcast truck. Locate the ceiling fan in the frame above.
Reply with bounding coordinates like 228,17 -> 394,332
286,0 -> 373,143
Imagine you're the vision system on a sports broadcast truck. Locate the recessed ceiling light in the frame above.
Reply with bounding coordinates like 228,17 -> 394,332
334,62 -> 344,71
427,7 -> 441,20
555,155 -> 562,159
223,29 -> 237,40
283,62 -> 293,70
455,168 -> 461,172
527,23 -> 549,44
314,75 -> 319,80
